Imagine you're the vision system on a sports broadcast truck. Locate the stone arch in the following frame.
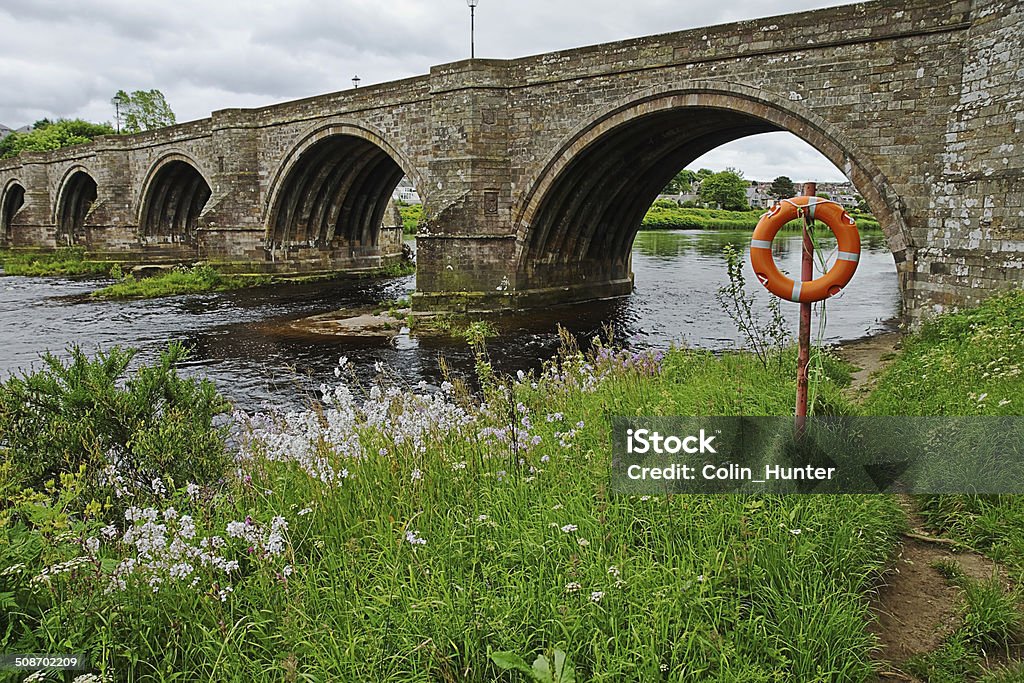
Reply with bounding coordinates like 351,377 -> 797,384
265,121 -> 419,252
1,179 -> 26,244
514,84 -> 910,292
138,153 -> 212,243
54,167 -> 98,246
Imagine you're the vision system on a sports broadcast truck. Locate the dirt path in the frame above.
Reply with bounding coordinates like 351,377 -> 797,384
869,498 -> 1003,681
834,329 -> 903,396
833,330 -> 1014,681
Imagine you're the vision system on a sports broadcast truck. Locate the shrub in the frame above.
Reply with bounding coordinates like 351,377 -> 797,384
0,343 -> 230,513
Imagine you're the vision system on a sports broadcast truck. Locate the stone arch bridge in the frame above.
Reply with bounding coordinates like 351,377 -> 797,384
1,0 -> 1021,321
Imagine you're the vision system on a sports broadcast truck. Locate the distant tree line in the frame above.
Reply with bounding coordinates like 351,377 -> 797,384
0,89 -> 176,160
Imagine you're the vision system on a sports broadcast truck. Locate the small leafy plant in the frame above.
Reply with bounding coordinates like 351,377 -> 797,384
490,647 -> 577,683
715,243 -> 789,369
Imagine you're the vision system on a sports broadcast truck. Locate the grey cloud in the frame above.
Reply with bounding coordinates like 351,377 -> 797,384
0,0 -> 854,181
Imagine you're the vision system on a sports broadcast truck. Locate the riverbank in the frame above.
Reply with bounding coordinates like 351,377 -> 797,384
642,204 -> 882,231
396,202 -> 883,234
0,248 -> 415,299
6,292 -> 1023,679
0,246 -> 114,277
90,260 -> 415,300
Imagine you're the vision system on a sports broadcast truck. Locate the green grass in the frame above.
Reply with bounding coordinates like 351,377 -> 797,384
0,247 -> 116,277
398,203 -> 423,234
642,205 -> 882,232
90,264 -> 271,299
0,341 -> 908,681
864,291 -> 1024,417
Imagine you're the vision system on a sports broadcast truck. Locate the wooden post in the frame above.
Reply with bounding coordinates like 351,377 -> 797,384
795,182 -> 816,438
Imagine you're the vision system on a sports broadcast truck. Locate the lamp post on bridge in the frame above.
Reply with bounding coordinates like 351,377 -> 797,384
467,0 -> 479,59
352,75 -> 361,89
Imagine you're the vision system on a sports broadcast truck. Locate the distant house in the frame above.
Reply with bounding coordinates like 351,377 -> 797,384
392,177 -> 421,204
0,124 -> 11,141
835,194 -> 859,210
746,182 -> 771,209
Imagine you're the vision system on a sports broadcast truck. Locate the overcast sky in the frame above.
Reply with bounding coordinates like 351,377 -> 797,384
0,0 -> 854,182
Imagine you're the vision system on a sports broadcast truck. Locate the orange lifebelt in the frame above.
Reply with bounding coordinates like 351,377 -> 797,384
750,196 -> 860,303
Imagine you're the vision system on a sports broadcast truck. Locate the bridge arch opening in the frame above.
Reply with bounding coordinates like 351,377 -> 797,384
139,158 -> 212,243
515,90 -> 908,301
267,133 -> 406,258
1,181 -> 25,244
56,170 -> 98,246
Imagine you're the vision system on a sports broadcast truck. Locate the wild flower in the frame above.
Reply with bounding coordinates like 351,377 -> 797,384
405,530 -> 427,546
561,524 -> 578,533
590,591 -> 605,603
410,469 -> 423,482
607,565 -> 621,578
565,582 -> 582,593
73,675 -> 112,683
298,507 -> 312,516
576,537 -> 590,547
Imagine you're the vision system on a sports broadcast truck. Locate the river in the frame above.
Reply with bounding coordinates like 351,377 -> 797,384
0,230 -> 900,409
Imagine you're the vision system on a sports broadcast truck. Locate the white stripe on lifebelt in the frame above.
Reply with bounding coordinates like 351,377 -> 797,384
791,281 -> 802,302
837,251 -> 860,262
751,239 -> 773,249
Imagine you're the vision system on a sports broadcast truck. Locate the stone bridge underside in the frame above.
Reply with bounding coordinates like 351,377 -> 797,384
1,0 -> 1021,321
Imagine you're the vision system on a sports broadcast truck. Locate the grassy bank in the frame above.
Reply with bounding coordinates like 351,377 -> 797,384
862,291 -> 1024,680
396,202 -> 882,235
642,205 -> 882,232
0,335 -> 909,680
865,292 -> 1024,578
0,247 -> 116,277
91,264 -> 270,299
6,291 -> 1022,680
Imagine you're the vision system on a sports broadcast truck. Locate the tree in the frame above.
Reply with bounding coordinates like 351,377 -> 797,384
112,89 -> 176,133
663,169 -> 697,195
698,170 -> 749,210
0,119 -> 116,159
769,175 -> 796,200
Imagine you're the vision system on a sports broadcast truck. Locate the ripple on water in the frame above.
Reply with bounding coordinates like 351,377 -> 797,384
0,231 -> 900,409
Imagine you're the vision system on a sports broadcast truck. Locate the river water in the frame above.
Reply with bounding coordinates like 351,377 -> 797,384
0,230 -> 900,409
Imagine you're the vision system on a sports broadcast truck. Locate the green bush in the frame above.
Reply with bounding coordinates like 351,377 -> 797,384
0,343 -> 230,512
398,203 -> 423,233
